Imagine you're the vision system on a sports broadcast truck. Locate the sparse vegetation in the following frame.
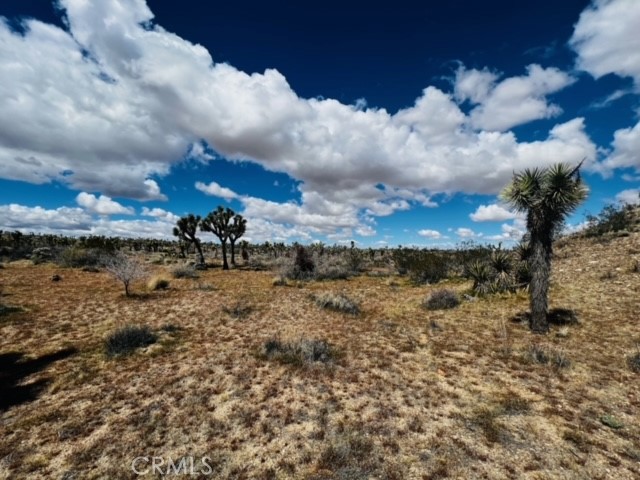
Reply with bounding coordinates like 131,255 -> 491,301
584,202 -> 637,237
600,414 -> 624,429
522,343 -> 571,369
171,264 -> 199,279
423,289 -> 460,310
315,292 -> 360,315
262,337 -> 336,366
1,224 -> 639,479
56,247 -> 104,268
222,300 -> 253,319
392,248 -> 449,284
103,252 -> 148,296
105,325 -> 156,357
628,350 -> 640,372
147,275 -> 170,291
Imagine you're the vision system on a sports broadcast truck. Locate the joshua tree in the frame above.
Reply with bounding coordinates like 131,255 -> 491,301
501,162 -> 588,333
201,207 -> 234,270
228,214 -> 247,267
173,214 -> 205,265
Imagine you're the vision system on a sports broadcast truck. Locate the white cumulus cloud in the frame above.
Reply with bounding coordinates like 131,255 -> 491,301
456,227 -> 482,238
455,64 -> 575,131
195,181 -> 239,200
469,203 -> 524,222
76,192 -> 134,215
570,0 -> 640,87
417,229 -> 442,239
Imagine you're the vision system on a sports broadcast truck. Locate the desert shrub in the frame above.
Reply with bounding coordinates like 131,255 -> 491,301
584,203 -> 636,237
57,247 -> 103,268
279,251 -> 353,281
105,325 -> 156,357
246,257 -> 269,271
315,292 -> 360,315
423,289 -> 460,310
31,247 -> 56,265
294,245 -> 316,278
393,249 -> 449,284
262,337 -> 336,366
345,247 -> 364,273
600,414 -> 624,429
147,275 -> 170,291
524,344 -> 549,364
194,282 -> 215,291
547,308 -> 579,325
315,255 -> 352,280
104,252 -> 147,296
171,265 -> 199,279
523,344 -> 570,369
222,300 -> 253,319
628,352 -> 640,373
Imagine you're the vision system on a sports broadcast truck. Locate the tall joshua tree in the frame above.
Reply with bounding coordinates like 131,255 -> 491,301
173,214 -> 205,265
201,207 -> 234,270
228,214 -> 247,267
501,162 -> 588,333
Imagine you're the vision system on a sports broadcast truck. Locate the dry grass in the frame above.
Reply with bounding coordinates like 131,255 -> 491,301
0,233 -> 639,479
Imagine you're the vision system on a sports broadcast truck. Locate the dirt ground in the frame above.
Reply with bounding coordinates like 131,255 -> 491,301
0,233 -> 639,479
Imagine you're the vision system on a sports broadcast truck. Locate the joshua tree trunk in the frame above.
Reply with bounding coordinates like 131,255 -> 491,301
194,239 -> 205,265
528,228 -> 552,333
221,241 -> 229,270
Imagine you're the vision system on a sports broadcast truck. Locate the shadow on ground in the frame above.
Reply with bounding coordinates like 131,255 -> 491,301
0,347 -> 77,411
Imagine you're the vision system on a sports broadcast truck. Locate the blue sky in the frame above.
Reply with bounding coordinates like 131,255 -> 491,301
0,0 -> 638,246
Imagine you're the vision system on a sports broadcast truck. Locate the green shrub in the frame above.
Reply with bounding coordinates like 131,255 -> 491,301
105,325 -> 156,357
57,247 -> 103,268
393,249 -> 449,284
423,289 -> 460,310
584,203 -> 636,237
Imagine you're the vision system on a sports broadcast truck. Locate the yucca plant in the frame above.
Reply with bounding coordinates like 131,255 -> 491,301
490,250 -> 514,292
501,162 -> 588,333
466,260 -> 492,296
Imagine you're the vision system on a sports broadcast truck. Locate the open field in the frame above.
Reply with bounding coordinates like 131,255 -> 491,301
1,233 -> 639,479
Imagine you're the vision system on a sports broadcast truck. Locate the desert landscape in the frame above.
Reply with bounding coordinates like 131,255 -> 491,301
1,209 -> 639,479
2,1 -> 640,479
